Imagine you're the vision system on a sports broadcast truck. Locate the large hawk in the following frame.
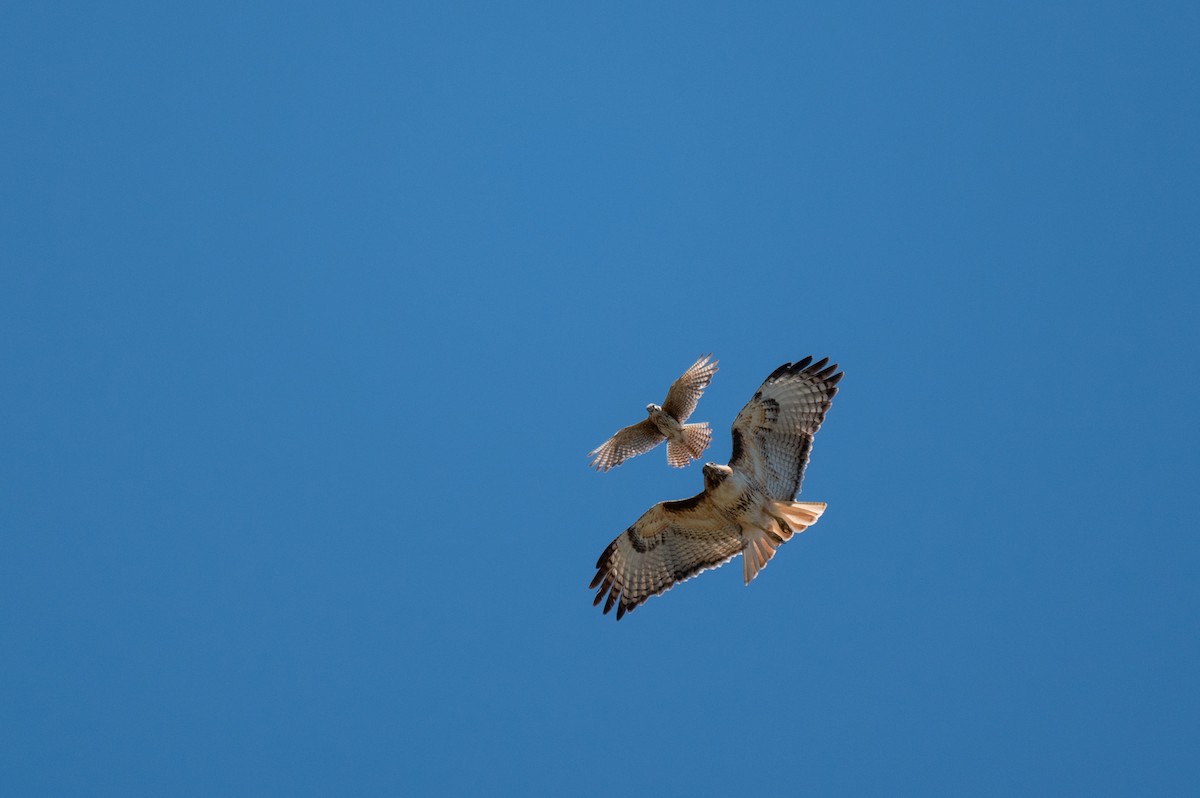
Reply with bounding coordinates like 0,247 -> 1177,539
590,356 -> 843,619
588,354 -> 718,471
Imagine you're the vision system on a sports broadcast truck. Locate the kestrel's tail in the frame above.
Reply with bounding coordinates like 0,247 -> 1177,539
666,423 -> 712,468
742,501 -> 827,585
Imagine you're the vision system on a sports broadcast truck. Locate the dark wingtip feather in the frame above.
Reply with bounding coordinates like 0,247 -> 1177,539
767,362 -> 790,381
828,371 -> 845,386
615,603 -> 627,620
788,355 -> 814,375
816,362 -> 839,380
594,541 -> 615,570
769,356 -> 812,381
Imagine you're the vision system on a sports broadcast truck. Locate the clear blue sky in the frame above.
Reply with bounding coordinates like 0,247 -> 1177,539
2,2 -> 1197,795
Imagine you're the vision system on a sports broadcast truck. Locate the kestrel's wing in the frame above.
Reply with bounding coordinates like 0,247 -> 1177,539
728,356 -> 843,501
589,493 -> 744,620
661,354 -> 718,422
588,419 -> 666,472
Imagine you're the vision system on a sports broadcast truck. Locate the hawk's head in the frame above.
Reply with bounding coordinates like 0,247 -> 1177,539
645,403 -> 662,415
701,462 -> 733,491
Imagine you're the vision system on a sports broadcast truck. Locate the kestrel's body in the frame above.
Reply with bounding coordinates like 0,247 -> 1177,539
645,404 -> 686,448
590,356 -> 843,619
589,355 -> 718,471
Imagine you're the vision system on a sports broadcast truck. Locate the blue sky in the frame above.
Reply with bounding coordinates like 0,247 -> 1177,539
2,1 -> 1198,795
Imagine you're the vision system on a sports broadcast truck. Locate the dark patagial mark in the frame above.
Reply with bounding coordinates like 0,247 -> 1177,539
663,493 -> 705,513
626,526 -> 659,554
730,428 -> 745,464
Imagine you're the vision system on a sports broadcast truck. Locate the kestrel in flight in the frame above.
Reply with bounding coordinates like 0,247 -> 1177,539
588,354 -> 718,471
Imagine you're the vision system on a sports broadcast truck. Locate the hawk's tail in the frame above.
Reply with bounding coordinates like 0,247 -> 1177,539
742,501 -> 827,585
666,423 -> 712,468
772,501 -> 826,541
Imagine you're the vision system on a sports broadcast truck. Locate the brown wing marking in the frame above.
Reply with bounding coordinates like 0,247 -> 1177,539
589,495 -> 743,620
661,354 -> 718,422
588,418 -> 665,471
729,356 -> 843,500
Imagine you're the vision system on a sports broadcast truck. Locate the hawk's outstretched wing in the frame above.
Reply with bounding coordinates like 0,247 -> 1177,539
661,354 -> 718,422
729,356 -> 842,501
588,419 -> 664,472
590,494 -> 744,619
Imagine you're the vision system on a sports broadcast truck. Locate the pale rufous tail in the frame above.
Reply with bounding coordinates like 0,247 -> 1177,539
772,501 -> 826,540
666,422 -> 712,468
741,501 -> 827,584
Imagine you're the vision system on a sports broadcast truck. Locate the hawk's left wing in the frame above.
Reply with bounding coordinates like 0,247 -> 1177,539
590,493 -> 743,620
729,356 -> 843,501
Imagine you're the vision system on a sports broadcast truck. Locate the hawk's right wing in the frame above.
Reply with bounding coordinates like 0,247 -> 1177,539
589,493 -> 744,620
588,419 -> 665,472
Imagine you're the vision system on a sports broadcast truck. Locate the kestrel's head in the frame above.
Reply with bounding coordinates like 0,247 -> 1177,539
646,403 -> 661,415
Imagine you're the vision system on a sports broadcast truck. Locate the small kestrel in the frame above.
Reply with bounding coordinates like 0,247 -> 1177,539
589,354 -> 718,471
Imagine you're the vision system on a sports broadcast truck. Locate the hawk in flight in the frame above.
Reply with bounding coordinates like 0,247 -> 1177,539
588,354 -> 718,471
590,356 -> 843,619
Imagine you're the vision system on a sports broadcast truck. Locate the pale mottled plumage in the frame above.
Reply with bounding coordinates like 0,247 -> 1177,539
590,356 -> 843,619
588,354 -> 718,471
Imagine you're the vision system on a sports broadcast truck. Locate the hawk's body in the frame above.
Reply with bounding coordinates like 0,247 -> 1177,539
590,356 -> 843,619
589,354 -> 718,471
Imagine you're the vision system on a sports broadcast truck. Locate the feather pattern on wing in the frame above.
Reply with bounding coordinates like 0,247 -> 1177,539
729,356 -> 843,501
590,495 -> 744,620
588,354 -> 718,471
661,354 -> 718,422
588,419 -> 665,472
